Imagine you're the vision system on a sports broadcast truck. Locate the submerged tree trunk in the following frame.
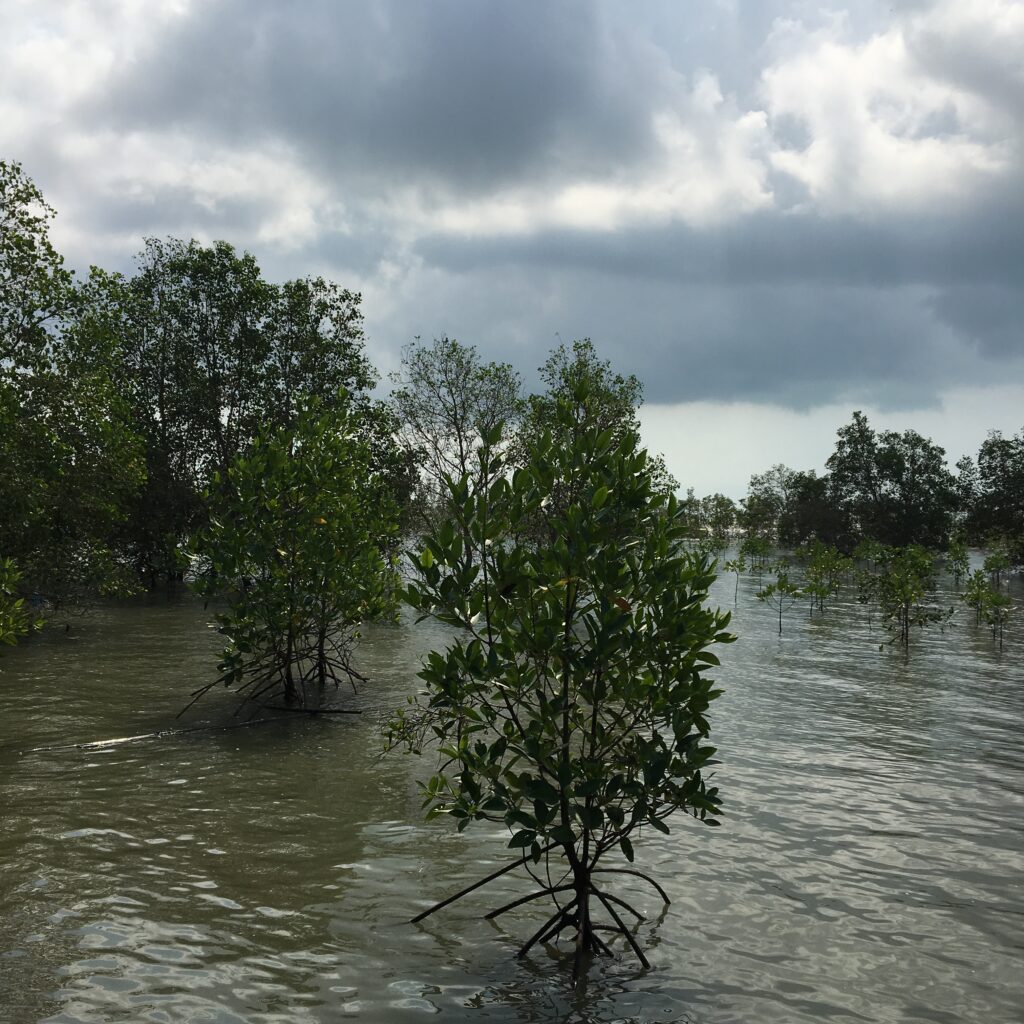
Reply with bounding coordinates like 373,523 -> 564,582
284,628 -> 297,702
317,628 -> 327,687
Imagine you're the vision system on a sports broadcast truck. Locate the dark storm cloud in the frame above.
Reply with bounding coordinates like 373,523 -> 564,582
406,185 -> 1024,399
40,0 -> 1024,410
930,285 -> 1024,359
86,0 -> 670,195
414,194 -> 1024,292
372,260 -> 996,411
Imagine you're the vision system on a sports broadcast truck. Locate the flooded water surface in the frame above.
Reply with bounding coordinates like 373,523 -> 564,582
1,567 -> 1022,1023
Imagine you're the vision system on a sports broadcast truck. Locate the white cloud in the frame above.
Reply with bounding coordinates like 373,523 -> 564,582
412,70 -> 773,237
760,1 -> 1019,213
45,131 -> 344,263
378,1 -> 1023,239
0,0 -> 189,122
4,0 -> 1020,250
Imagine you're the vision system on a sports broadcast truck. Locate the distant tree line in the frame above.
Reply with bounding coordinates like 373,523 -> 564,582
681,414 -> 1023,563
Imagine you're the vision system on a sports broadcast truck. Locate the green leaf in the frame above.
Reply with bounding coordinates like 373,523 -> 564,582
508,829 -> 537,849
619,835 -> 635,862
548,823 -> 576,845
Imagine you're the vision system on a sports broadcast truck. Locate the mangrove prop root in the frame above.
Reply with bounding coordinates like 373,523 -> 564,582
595,889 -> 645,922
485,883 -> 574,920
412,857 -> 665,976
537,906 -> 578,947
410,843 -> 556,923
518,900 -> 578,959
592,867 -> 671,904
592,886 -> 651,971
590,928 -> 613,958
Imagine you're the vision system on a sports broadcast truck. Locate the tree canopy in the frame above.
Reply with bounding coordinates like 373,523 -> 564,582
389,335 -> 523,535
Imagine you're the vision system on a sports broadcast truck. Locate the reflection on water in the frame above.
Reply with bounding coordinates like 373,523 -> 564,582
1,567 -> 1022,1023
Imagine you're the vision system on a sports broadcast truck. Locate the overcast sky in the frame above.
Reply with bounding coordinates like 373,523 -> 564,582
3,0 -> 1022,495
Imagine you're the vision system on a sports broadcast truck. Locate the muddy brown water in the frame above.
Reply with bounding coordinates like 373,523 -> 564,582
1,563 -> 1022,1023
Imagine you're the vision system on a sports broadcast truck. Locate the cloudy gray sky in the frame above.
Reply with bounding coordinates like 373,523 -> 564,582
3,0 -> 1022,494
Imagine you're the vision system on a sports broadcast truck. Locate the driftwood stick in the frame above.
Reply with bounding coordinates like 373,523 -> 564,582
592,867 -> 670,904
485,884 -> 574,920
261,705 -> 362,715
410,842 -> 556,923
26,717 -> 278,753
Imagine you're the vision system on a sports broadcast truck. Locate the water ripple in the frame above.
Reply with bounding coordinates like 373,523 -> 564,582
0,581 -> 1021,1022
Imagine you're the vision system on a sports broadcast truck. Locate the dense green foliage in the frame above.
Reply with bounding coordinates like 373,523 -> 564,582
0,162 -> 410,630
520,340 -> 678,499
0,558 -> 42,646
1,157 -> 1018,677
730,413 -> 1023,562
0,160 -> 74,369
0,161 -> 146,606
189,396 -> 400,710
387,390 -> 732,980
95,238 -> 389,583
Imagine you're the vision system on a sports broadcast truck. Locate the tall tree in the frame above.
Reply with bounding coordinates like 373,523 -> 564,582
972,428 -> 1024,559
952,455 -> 979,536
1,162 -> 145,607
262,276 -> 376,427
778,470 -> 847,549
518,339 -> 677,499
740,464 -> 797,545
826,412 -> 955,548
90,239 -> 388,583
697,493 -> 737,548
0,160 -> 75,369
389,336 -> 524,535
0,362 -> 145,605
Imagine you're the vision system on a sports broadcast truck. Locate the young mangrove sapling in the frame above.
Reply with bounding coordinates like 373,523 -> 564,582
386,388 -> 734,984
